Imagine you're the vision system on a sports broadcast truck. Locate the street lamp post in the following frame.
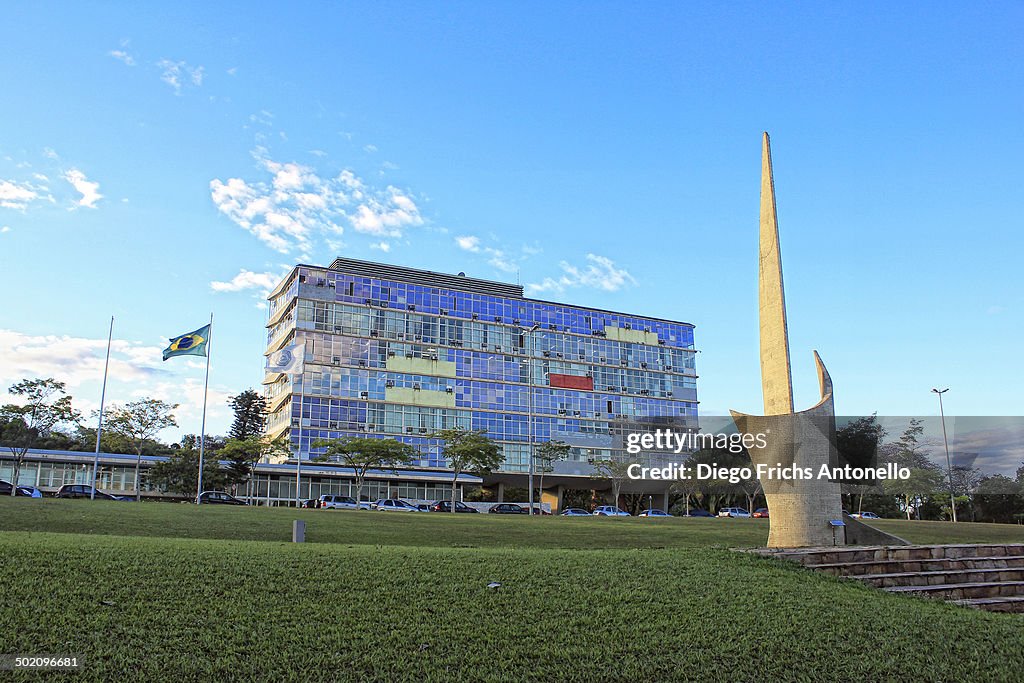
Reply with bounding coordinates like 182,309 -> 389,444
520,324 -> 540,514
932,387 -> 956,523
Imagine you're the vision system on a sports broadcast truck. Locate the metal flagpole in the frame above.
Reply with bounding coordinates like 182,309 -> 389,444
196,312 -> 214,504
90,316 -> 114,500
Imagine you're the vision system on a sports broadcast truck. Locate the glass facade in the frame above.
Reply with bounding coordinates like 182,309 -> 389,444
265,258 -> 698,472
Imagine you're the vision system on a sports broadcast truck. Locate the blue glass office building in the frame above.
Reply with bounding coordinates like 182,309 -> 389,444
264,258 -> 697,479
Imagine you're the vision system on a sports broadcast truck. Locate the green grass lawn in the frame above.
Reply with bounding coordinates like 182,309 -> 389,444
871,518 -> 1024,545
0,497 -> 771,548
2,498 -> 1023,681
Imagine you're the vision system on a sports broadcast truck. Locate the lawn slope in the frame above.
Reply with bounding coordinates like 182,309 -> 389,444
2,531 -> 1022,682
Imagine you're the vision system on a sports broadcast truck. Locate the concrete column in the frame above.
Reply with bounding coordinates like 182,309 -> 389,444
662,487 -> 670,511
496,481 -> 505,502
556,485 -> 564,513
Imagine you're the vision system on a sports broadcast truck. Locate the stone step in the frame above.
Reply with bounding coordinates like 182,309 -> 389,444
763,544 -> 1024,566
884,581 -> 1024,601
952,596 -> 1024,613
855,567 -> 1024,588
809,555 -> 1024,577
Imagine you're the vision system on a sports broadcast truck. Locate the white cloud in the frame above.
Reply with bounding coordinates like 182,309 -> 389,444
210,150 -> 423,254
210,269 -> 282,297
226,67 -> 238,76
109,49 -> 135,66
526,254 -> 637,295
0,329 -> 168,393
249,110 -> 274,127
62,169 -> 103,209
157,59 -> 204,95
1,226 -> 10,234
455,235 -> 481,252
43,148 -> 59,160
0,179 -> 41,211
370,241 -> 391,252
0,328 -> 238,438
349,187 -> 423,237
363,144 -> 378,153
486,249 -> 518,274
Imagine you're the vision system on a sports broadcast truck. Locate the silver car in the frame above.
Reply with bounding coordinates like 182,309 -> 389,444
373,498 -> 419,512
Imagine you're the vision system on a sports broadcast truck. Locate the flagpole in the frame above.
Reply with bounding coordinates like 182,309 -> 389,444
196,312 -> 213,504
90,316 -> 114,500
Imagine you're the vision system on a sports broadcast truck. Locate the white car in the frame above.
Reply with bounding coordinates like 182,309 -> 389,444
373,498 -> 419,512
319,495 -> 371,510
717,507 -> 751,518
850,511 -> 880,519
592,505 -> 631,516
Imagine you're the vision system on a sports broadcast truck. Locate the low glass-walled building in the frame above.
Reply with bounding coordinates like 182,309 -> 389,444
0,448 -> 480,506
264,258 -> 698,483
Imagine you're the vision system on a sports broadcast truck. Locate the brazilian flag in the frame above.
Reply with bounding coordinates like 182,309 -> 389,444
163,324 -> 211,361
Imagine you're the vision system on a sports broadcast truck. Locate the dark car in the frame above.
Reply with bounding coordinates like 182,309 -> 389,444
0,480 -> 39,497
429,500 -> 479,513
752,507 -> 769,518
196,491 -> 248,505
685,509 -> 715,518
488,503 -> 527,514
55,484 -> 124,500
302,499 -> 319,509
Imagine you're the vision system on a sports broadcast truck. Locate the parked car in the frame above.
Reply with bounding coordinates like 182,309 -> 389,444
301,499 -> 319,509
638,508 -> 671,517
0,480 -> 40,497
850,511 -> 880,519
717,507 -> 751,518
319,495 -> 371,510
593,506 -> 631,516
751,508 -> 769,518
197,491 -> 248,505
374,499 -> 420,512
561,508 -> 592,516
685,509 -> 715,518
429,500 -> 479,513
488,503 -> 527,514
55,484 -> 126,500
529,506 -> 552,516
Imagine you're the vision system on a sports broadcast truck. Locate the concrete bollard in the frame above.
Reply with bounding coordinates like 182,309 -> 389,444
292,519 -> 305,543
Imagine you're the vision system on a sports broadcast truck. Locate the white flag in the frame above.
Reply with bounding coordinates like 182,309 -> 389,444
267,343 -> 304,374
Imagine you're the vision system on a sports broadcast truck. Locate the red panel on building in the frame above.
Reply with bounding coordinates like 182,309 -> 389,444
548,373 -> 594,391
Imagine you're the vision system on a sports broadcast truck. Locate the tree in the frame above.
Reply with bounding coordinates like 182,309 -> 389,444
432,428 -> 503,513
534,439 -> 570,506
1,378 -> 80,495
889,418 -> 933,470
836,414 -> 886,514
312,437 -> 418,504
885,467 -> 945,520
590,458 -> 634,509
220,435 -> 290,496
973,475 -> 1024,524
146,448 -> 227,498
227,389 -> 267,440
104,398 -> 178,501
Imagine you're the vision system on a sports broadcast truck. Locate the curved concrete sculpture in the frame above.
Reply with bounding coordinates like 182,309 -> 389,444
732,351 -> 844,547
730,133 -> 845,547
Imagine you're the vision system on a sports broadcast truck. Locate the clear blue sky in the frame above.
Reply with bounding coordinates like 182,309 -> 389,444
1,2 -> 1021,441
